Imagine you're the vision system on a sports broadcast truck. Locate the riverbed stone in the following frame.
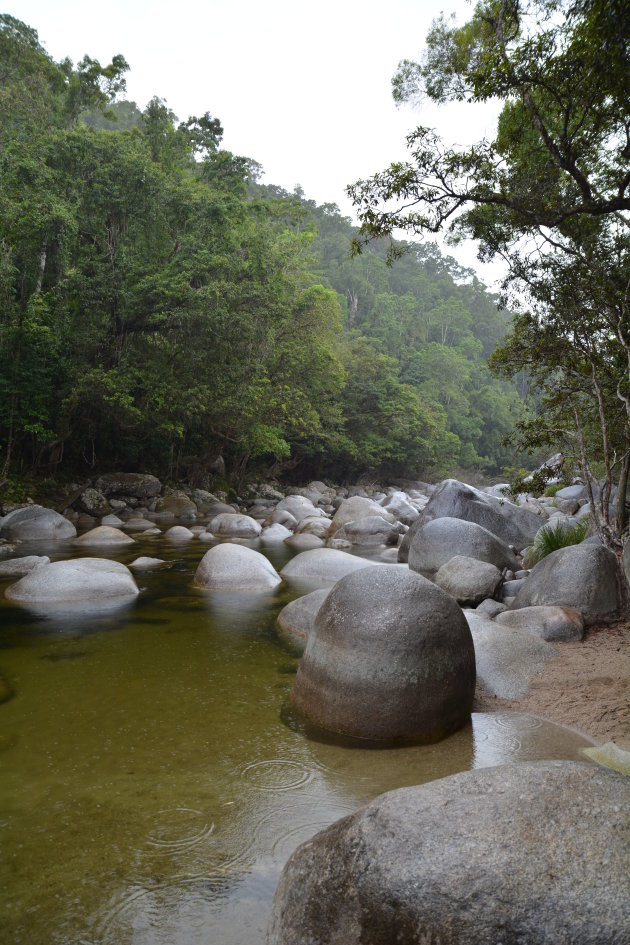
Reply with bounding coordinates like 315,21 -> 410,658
280,548 -> 378,586
408,516 -> 520,574
276,588 -> 330,652
261,523 -> 293,541
94,472 -> 161,500
275,495 -> 325,524
73,525 -> 136,547
295,516 -> 332,539
330,496 -> 394,534
0,555 -> 50,576
475,597 -> 508,617
101,513 -> 124,526
75,488 -> 110,517
0,505 -> 77,541
334,515 -> 401,546
163,525 -> 195,540
379,490 -> 419,525
494,605 -> 585,641
193,543 -> 281,590
465,610 -> 557,699
208,512 -> 262,538
5,558 -> 139,602
434,554 -> 503,606
289,566 -> 475,741
128,556 -> 170,571
511,542 -> 623,624
267,761 -> 630,945
122,517 -> 156,533
155,494 -> 197,518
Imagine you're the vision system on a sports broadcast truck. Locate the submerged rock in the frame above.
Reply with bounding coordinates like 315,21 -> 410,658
267,761 -> 630,945
0,555 -> 50,576
73,525 -> 136,546
208,513 -> 262,539
276,588 -> 330,653
289,566 -> 475,741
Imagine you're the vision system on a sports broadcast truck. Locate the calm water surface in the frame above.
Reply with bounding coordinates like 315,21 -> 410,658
0,531 -> 596,945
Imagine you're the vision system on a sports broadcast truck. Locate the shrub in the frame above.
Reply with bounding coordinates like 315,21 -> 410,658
528,519 -> 589,565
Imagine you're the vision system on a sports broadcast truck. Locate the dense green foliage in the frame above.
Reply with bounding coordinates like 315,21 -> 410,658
349,0 -> 630,542
0,15 -> 525,486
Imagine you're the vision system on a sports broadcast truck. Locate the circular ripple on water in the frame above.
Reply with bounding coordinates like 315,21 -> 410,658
145,807 -> 215,855
494,712 -> 544,733
240,759 -> 314,793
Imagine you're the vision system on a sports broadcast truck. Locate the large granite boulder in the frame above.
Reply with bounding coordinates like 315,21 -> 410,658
408,516 -> 520,574
267,761 -> 630,945
0,505 -> 77,541
289,566 -> 475,741
330,496 -> 394,534
434,554 -> 503,606
73,525 -> 135,547
399,478 -> 540,561
94,472 -> 161,501
495,605 -> 585,641
5,558 -> 139,602
276,588 -> 330,652
275,495 -> 325,524
283,534 -> 325,551
193,543 -> 281,590
380,490 -> 420,525
208,512 -> 262,539
280,548 -> 378,586
294,516 -> 332,539
511,543 -> 623,625
334,516 -> 402,546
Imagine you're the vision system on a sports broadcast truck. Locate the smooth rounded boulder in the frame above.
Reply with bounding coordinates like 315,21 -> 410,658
330,496 -> 394,534
5,558 -> 139,602
289,566 -> 475,741
280,548 -> 378,585
409,516 -> 520,574
0,555 -> 50,576
267,761 -> 630,945
334,516 -> 401,546
208,512 -> 262,539
511,543 -> 622,624
276,588 -> 330,652
193,543 -> 281,590
0,505 -> 77,541
434,554 -> 503,606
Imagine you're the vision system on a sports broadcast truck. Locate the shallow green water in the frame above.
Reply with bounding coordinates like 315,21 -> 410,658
0,533 -> 595,945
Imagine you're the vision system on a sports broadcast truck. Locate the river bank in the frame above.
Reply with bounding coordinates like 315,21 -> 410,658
474,618 -> 630,748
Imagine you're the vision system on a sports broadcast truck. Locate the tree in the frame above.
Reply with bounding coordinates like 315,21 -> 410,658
348,0 -> 630,543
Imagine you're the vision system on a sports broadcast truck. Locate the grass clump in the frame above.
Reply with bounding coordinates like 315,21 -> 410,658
528,519 -> 589,565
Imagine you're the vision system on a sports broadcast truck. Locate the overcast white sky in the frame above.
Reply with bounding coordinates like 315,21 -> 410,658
8,0 -> 503,282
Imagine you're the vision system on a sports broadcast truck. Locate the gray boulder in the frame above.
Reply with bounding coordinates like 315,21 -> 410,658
330,496 -> 394,534
5,558 -> 139,602
465,610 -> 557,699
380,491 -> 419,525
101,513 -> 124,526
0,505 -> 77,541
267,761 -> 630,945
475,597 -> 507,617
283,534 -> 325,551
495,605 -> 585,641
334,516 -> 401,546
193,543 -> 281,590
208,512 -> 262,539
73,525 -> 136,546
408,516 -> 520,574
295,516 -> 332,539
75,488 -> 110,516
276,588 -> 330,652
280,548 -> 378,586
275,495 -> 324,524
434,554 -> 503,606
154,494 -> 197,518
261,523 -> 293,541
511,543 -> 623,625
399,478 -> 540,561
128,557 -> 170,572
289,566 -> 475,741
0,555 -> 50,576
163,525 -> 195,540
94,472 -> 161,500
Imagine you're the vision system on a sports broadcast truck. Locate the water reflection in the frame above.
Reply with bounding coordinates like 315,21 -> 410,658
0,530 -> 597,945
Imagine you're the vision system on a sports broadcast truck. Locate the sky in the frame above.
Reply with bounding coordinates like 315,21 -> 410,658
7,0 -> 504,282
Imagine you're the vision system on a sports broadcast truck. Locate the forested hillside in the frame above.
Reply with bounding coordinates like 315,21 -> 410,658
0,15 -> 525,487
